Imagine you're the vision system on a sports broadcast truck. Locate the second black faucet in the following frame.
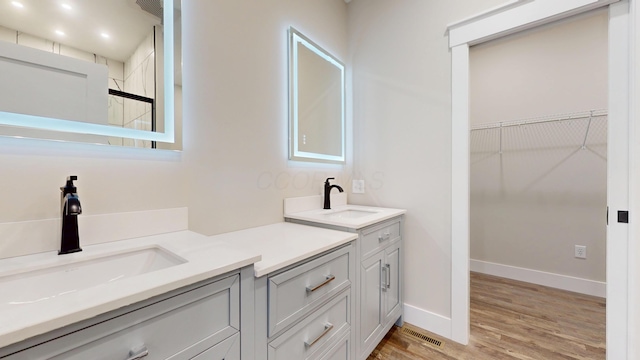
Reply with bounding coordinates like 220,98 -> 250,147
323,178 -> 344,210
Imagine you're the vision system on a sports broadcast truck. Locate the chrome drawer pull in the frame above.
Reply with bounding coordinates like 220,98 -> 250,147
306,275 -> 336,293
304,323 -> 334,348
378,232 -> 391,241
126,346 -> 149,360
381,265 -> 387,292
386,264 -> 391,289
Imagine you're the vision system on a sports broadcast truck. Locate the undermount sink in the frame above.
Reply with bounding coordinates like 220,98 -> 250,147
0,246 -> 186,306
325,209 -> 378,219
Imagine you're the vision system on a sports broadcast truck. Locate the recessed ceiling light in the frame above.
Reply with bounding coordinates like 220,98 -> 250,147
61,3 -> 72,10
11,1 -> 24,8
55,30 -> 65,36
100,33 -> 110,39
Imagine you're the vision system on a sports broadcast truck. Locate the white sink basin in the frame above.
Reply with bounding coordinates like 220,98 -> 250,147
0,246 -> 186,306
325,209 -> 378,219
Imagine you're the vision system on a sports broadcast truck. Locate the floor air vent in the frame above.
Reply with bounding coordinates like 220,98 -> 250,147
400,325 -> 445,348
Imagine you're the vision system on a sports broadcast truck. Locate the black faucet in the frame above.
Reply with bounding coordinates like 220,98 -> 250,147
323,177 -> 344,210
59,176 -> 82,255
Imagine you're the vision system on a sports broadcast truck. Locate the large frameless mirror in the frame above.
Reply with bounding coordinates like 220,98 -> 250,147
289,27 -> 345,164
0,0 -> 181,149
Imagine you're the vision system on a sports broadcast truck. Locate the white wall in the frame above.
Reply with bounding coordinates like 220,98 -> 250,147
182,0 -> 350,235
347,0 -> 504,325
469,10 -> 608,285
0,138 -> 186,225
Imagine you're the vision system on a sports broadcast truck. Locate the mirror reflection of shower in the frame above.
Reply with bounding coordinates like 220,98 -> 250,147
0,0 -> 182,149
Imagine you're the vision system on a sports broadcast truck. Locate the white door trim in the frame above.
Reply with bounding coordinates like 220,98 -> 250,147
447,0 -> 620,47
607,2 -> 631,358
629,2 -> 640,358
450,43 -> 470,344
448,1 -> 632,359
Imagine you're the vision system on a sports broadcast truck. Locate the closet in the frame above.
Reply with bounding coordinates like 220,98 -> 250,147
469,8 -> 608,296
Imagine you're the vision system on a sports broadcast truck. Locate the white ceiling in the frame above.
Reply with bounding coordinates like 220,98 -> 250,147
0,0 -> 161,62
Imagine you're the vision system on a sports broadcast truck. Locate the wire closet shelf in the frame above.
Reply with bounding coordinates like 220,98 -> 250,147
470,109 -> 608,157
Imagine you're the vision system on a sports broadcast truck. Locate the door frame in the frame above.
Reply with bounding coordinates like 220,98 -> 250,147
447,0 -> 632,359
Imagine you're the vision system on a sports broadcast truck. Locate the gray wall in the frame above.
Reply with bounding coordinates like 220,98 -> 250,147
347,0 -> 505,319
182,0 -> 350,235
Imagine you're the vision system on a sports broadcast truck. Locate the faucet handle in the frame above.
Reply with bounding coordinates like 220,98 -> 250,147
65,176 -> 78,187
325,177 -> 335,183
62,175 -> 78,194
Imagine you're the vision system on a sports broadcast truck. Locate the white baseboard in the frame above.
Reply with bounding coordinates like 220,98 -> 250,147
400,262 -> 606,345
403,303 -> 452,340
471,259 -> 606,298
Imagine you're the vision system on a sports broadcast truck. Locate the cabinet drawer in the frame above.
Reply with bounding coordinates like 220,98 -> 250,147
191,333 -> 239,360
361,221 -> 400,259
9,275 -> 240,360
268,290 -> 350,360
268,245 -> 351,337
314,331 -> 350,360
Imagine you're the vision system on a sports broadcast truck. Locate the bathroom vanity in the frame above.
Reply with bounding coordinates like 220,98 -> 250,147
0,231 -> 260,360
1,272 -> 248,360
0,211 -> 402,360
211,222 -> 358,360
283,195 -> 406,360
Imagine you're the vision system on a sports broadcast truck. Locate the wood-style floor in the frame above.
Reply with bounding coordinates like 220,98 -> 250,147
367,272 -> 606,360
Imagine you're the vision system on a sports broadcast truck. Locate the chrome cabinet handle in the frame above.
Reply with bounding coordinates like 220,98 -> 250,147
306,275 -> 335,293
378,232 -> 391,241
125,346 -> 149,360
304,323 -> 334,348
386,264 -> 391,289
381,265 -> 388,292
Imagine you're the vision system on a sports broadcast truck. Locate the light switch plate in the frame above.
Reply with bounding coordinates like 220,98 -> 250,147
352,180 -> 365,194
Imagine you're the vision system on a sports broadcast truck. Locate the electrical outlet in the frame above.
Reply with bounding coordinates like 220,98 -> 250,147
352,180 -> 365,194
575,245 -> 587,259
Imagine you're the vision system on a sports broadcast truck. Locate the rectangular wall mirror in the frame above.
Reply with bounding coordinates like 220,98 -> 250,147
0,0 -> 181,149
289,27 -> 345,164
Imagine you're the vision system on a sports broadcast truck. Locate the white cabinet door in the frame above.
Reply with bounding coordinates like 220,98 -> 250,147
359,252 -> 384,352
383,243 -> 401,324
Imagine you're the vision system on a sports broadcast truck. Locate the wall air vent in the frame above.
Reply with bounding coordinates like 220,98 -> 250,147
135,0 -> 163,20
400,325 -> 445,348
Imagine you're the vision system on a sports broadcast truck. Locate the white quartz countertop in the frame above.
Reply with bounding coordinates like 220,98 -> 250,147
0,231 -> 261,349
285,204 -> 407,230
210,222 -> 358,277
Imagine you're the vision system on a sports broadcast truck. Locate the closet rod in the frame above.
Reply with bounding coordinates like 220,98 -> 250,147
470,109 -> 607,131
